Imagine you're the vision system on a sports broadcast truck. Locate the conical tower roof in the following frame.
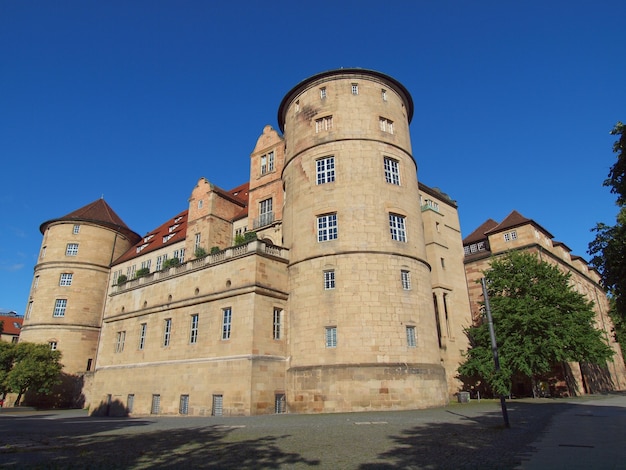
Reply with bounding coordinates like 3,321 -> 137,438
40,198 -> 141,242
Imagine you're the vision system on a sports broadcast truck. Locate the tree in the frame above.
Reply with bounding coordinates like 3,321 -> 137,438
0,342 -> 16,401
5,342 -> 62,406
589,122 -> 626,356
459,251 -> 614,397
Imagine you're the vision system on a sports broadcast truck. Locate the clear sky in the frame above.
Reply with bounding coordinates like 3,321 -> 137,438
1,1 -> 624,314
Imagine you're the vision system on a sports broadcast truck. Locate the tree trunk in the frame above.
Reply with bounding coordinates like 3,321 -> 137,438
13,391 -> 24,407
531,376 -> 538,398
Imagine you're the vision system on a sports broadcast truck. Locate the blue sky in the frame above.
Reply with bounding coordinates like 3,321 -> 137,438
1,1 -> 624,314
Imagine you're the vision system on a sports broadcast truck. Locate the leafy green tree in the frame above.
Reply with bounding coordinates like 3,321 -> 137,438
6,342 -> 62,406
0,342 -> 16,401
589,122 -> 626,356
459,251 -> 614,397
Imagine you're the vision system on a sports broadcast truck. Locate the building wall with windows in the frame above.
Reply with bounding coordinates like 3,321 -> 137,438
24,69 -> 476,415
463,211 -> 626,395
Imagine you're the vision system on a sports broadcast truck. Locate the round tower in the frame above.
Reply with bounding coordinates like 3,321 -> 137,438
21,199 -> 140,376
278,69 -> 447,412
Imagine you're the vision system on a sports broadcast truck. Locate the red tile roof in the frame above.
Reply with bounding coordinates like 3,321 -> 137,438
0,315 -> 23,336
40,198 -> 141,243
462,218 -> 498,245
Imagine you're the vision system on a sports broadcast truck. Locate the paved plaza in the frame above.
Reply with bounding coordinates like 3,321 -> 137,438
0,393 -> 625,469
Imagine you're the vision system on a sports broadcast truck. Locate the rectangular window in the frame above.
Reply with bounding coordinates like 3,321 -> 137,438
49,341 -> 57,350
86,358 -> 92,371
315,115 -> 333,133
139,323 -> 147,350
258,198 -> 274,227
53,299 -> 67,317
26,301 -> 33,320
379,117 -> 394,134
174,248 -> 185,263
273,308 -> 282,340
389,214 -> 407,242
163,318 -> 172,346
316,156 -> 335,185
268,151 -> 275,172
382,89 -> 387,101
179,394 -> 190,415
115,331 -> 126,353
222,308 -> 232,340
65,243 -> 79,256
401,270 -> 411,290
325,326 -> 337,348
195,233 -> 201,250
59,273 -> 73,286
351,83 -> 358,95
406,326 -> 417,348
141,259 -> 152,270
41,246 -> 46,259
320,87 -> 326,99
212,394 -> 223,416
384,157 -> 400,185
156,256 -> 164,271
34,275 -> 40,289
127,394 -> 134,413
190,314 -> 199,344
504,230 -> 518,242
317,213 -> 338,242
324,270 -> 335,290
275,393 -> 286,414
73,224 -> 80,234
151,394 -> 160,414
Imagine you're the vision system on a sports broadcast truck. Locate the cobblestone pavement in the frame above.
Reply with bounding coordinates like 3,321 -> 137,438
0,394 -> 621,469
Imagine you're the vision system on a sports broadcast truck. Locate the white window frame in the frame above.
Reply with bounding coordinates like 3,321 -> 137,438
320,87 -> 326,99
222,308 -> 232,340
324,270 -> 335,290
273,308 -> 282,340
504,230 -> 518,242
49,341 -> 57,350
194,233 -> 201,250
351,83 -> 358,95
401,270 -> 411,290
379,117 -> 394,134
315,115 -> 333,133
73,224 -> 80,234
190,314 -> 199,344
115,331 -> 126,353
384,157 -> 400,185
163,318 -> 172,347
316,156 -> 335,185
65,243 -> 79,256
382,89 -> 387,101
406,326 -> 417,348
139,323 -> 147,350
59,273 -> 73,286
317,213 -> 338,242
53,299 -> 67,317
325,326 -> 337,348
389,214 -> 407,242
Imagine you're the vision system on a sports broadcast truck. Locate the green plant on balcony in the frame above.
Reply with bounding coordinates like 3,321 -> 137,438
162,257 -> 180,270
116,274 -> 128,285
210,246 -> 221,254
195,247 -> 208,258
135,267 -> 150,279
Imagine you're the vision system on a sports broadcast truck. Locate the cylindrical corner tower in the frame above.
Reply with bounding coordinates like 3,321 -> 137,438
279,69 -> 447,413
20,199 -> 140,376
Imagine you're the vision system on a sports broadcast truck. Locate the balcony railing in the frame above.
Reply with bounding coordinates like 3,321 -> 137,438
113,240 -> 288,294
252,211 -> 275,229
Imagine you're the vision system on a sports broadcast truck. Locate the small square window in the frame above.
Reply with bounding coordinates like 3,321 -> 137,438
59,273 -> 73,286
65,243 -> 79,256
379,117 -> 394,134
351,83 -> 358,95
317,214 -> 338,242
53,299 -> 67,317
49,341 -> 57,350
73,224 -> 80,234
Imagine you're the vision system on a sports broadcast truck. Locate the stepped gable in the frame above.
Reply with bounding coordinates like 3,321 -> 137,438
463,218 -> 498,245
39,198 -> 140,243
113,210 -> 188,265
486,210 -> 554,238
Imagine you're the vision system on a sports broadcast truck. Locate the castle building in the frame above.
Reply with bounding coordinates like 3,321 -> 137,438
21,68 -> 623,415
463,210 -> 626,395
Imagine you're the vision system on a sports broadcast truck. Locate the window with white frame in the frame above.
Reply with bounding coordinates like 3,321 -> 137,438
73,224 -> 80,234
315,115 -> 333,133
273,308 -> 282,340
163,233 -> 174,243
115,331 -> 126,353
179,394 -> 189,415
317,213 -> 338,242
141,259 -> 152,270
190,314 -> 199,344
325,326 -> 337,348
260,151 -> 275,174
26,301 -> 33,320
59,273 -> 73,286
316,156 -> 335,184
379,117 -> 394,134
320,87 -> 326,99
174,248 -> 185,263
139,323 -> 147,350
53,299 -> 67,317
381,89 -> 387,101
163,318 -> 172,346
258,198 -> 273,227
324,270 -> 335,290
389,214 -> 407,242
401,270 -> 411,290
222,308 -> 232,340
406,326 -> 417,347
194,233 -> 201,250
503,230 -> 518,242
49,341 -> 57,350
197,200 -> 203,209
156,256 -> 165,271
65,243 -> 79,256
384,157 -> 400,185
351,83 -> 358,95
